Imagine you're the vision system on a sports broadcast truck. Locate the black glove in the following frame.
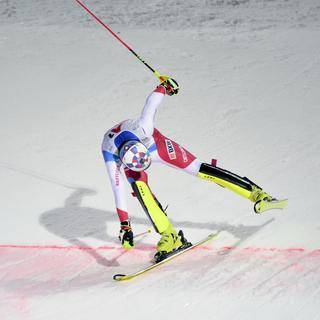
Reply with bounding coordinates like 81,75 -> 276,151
161,78 -> 179,96
119,220 -> 134,249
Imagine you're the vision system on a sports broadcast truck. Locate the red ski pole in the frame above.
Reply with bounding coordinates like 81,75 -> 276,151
75,0 -> 166,81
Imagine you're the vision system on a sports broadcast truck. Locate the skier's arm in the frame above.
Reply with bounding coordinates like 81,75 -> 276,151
105,160 -> 135,249
138,78 -> 179,135
104,160 -> 129,222
138,85 -> 166,136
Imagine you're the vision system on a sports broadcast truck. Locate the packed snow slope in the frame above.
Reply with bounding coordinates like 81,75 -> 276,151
1,1 -> 320,319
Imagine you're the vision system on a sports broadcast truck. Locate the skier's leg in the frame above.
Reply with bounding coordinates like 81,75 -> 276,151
152,128 -> 199,170
152,128 -> 272,208
197,163 -> 272,203
124,168 -> 165,212
124,168 -> 176,230
124,166 -> 183,254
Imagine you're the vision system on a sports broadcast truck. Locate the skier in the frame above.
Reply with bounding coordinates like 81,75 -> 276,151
102,78 -> 277,261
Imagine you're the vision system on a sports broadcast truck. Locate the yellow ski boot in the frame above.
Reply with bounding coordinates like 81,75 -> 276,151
250,186 -> 287,214
155,223 -> 186,262
249,185 -> 273,203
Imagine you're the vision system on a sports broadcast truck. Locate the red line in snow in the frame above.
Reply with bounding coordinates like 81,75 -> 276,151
0,244 -> 118,251
0,244 -> 319,255
222,246 -> 305,253
221,246 -> 320,256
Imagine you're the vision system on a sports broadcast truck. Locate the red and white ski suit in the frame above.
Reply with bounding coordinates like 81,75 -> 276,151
102,86 -> 202,222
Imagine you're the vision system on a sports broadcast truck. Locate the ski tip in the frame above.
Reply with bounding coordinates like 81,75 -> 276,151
254,198 -> 288,214
113,274 -> 126,281
206,233 -> 219,241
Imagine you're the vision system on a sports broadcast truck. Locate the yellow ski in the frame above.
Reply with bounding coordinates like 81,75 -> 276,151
113,233 -> 219,281
254,198 -> 288,214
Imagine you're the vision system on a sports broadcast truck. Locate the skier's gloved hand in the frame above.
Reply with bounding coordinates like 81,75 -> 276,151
161,78 -> 179,96
119,220 -> 134,249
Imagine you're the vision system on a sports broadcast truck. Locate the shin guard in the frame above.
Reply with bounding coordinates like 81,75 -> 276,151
197,163 -> 262,201
131,181 -> 170,233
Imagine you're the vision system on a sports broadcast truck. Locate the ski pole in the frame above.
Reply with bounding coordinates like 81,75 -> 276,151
134,229 -> 152,239
75,0 -> 166,82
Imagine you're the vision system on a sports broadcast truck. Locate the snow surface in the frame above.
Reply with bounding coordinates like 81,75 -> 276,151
1,0 -> 320,319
